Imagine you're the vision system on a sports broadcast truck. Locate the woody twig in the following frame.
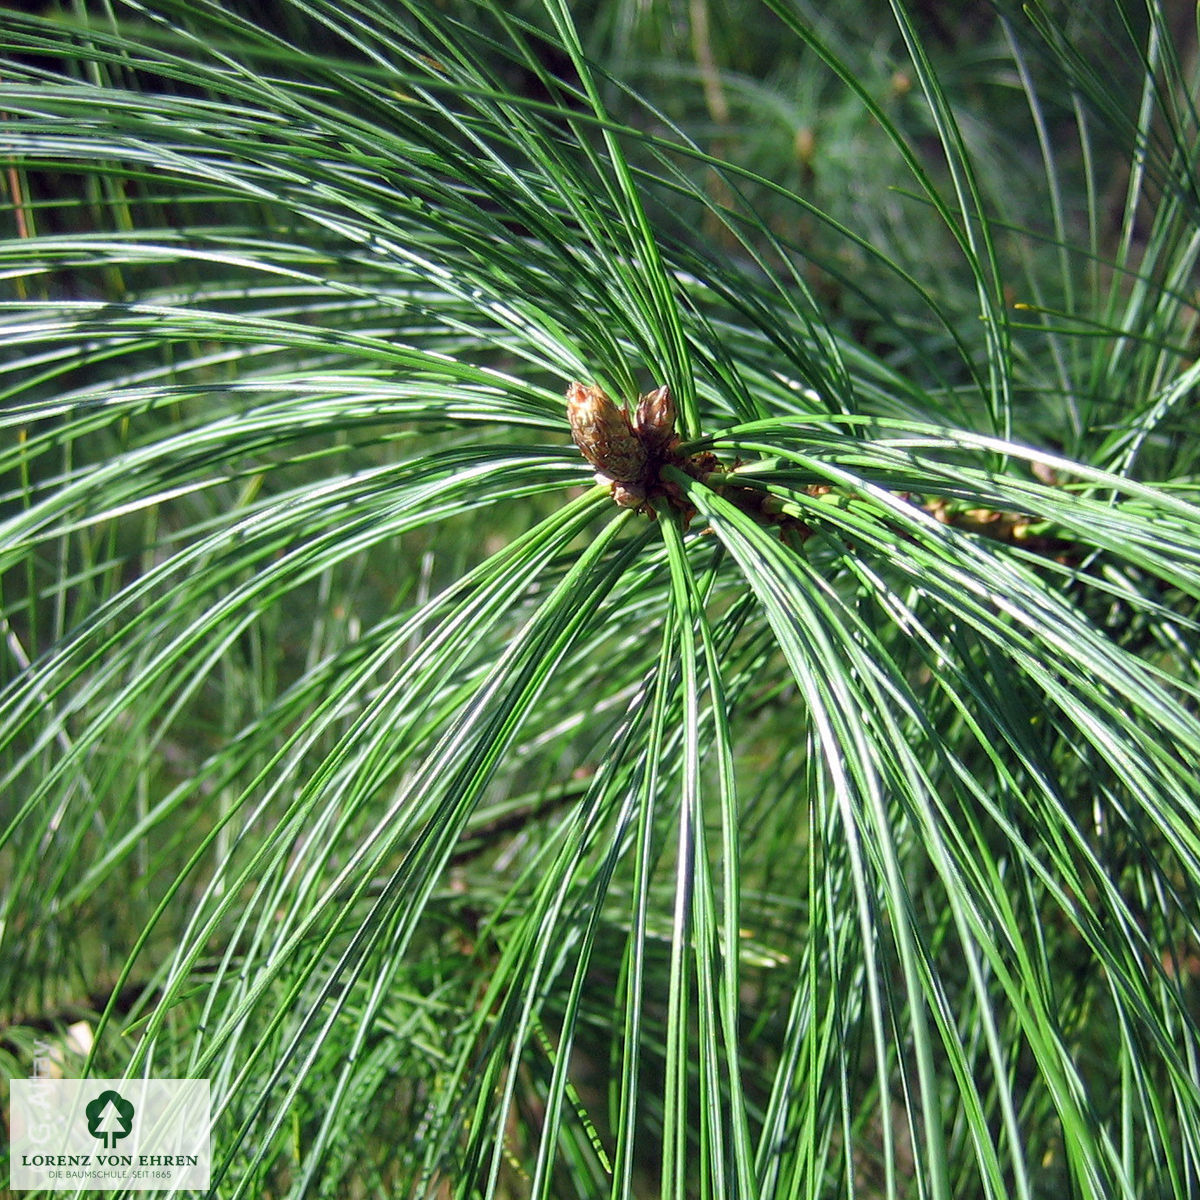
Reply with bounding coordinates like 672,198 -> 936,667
566,381 -> 1078,561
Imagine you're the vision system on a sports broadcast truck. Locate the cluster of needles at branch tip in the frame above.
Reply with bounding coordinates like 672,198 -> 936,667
565,382 -> 1084,560
566,380 -> 812,539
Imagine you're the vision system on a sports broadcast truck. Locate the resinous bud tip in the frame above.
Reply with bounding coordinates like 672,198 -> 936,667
566,381 -> 647,482
633,385 -> 677,455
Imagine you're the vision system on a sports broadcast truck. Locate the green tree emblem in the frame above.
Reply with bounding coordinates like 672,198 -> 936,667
85,1090 -> 135,1149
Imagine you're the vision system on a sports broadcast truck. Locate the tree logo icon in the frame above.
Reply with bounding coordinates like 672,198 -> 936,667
85,1089 -> 135,1149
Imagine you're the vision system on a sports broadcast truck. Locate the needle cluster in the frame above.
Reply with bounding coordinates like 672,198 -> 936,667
566,381 -> 808,542
565,381 -> 692,512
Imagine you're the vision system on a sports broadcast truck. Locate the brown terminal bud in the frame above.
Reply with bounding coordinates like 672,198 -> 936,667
632,385 -> 677,456
566,382 -> 647,483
